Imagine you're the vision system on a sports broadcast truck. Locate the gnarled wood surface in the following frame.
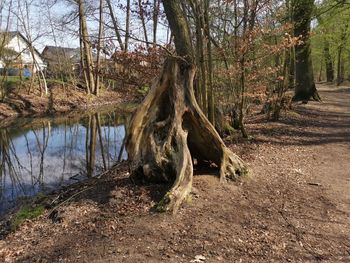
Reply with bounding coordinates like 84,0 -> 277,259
126,58 -> 248,213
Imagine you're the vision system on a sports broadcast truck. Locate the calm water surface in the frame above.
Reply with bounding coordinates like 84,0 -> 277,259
0,108 -> 129,214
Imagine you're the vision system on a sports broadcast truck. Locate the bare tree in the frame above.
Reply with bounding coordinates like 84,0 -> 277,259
78,0 -> 95,94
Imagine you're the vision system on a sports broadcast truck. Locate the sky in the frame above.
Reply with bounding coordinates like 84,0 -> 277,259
0,0 -> 169,53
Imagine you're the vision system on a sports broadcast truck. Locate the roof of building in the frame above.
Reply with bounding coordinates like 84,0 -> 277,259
0,31 -> 43,58
41,46 -> 80,61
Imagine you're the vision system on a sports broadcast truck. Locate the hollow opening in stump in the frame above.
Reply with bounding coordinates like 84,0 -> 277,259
183,112 -> 220,175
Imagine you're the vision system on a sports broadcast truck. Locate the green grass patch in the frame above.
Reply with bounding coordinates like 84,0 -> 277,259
1,75 -> 22,84
0,76 -> 23,89
11,205 -> 45,231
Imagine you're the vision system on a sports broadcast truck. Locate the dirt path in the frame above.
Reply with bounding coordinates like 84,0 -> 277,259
0,85 -> 349,263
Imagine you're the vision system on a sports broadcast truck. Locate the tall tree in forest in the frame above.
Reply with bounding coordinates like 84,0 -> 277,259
125,0 -> 131,51
152,0 -> 161,46
138,0 -> 149,48
323,38 -> 334,82
336,23 -> 348,85
78,0 -> 95,95
292,0 -> 320,102
204,0 -> 215,124
126,0 -> 248,213
312,0 -> 350,84
106,0 -> 124,51
94,0 -> 104,96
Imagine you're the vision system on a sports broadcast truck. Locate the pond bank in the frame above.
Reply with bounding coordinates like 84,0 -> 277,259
0,104 -> 134,217
0,83 -> 140,122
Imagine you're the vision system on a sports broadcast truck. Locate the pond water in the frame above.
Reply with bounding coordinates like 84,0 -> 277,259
0,107 -> 130,215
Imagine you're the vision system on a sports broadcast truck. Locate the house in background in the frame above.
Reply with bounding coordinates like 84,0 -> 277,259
42,45 -> 110,79
41,46 -> 81,78
0,31 -> 46,75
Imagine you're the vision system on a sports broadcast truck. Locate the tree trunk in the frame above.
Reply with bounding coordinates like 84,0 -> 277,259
336,24 -> 348,86
292,0 -> 320,102
79,28 -> 90,94
126,0 -> 247,213
126,59 -> 247,213
138,0 -> 149,48
94,0 -> 104,96
189,0 -> 207,115
125,0 -> 131,52
204,0 -> 215,125
323,39 -> 334,82
106,0 -> 124,51
78,0 -> 95,94
153,0 -> 160,46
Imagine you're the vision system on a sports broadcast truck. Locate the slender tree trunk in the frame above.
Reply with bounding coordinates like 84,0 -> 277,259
337,24 -> 348,86
78,0 -> 95,94
318,63 -> 323,82
237,0 -> 249,138
106,0 -> 124,51
125,0 -> 131,51
138,0 -> 149,48
336,49 -> 343,86
79,27 -> 90,94
204,0 -> 214,125
286,0 -> 295,89
323,39 -> 334,82
94,0 -> 104,96
153,0 -> 160,46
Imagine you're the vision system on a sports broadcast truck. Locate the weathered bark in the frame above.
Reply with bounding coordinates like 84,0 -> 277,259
126,59 -> 248,213
126,0 -> 247,213
292,0 -> 320,102
163,2 -> 193,62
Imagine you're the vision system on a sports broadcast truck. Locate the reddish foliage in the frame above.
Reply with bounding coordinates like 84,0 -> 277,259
102,46 -> 167,88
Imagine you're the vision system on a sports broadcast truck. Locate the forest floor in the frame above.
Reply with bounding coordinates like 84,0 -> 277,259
0,84 -> 349,263
0,83 -> 138,121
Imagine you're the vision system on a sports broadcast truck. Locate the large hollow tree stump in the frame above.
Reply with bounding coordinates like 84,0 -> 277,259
126,58 -> 248,213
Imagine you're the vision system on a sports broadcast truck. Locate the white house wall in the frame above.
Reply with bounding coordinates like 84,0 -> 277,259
6,35 -> 46,72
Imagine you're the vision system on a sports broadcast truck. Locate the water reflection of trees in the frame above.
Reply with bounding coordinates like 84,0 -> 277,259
0,111 -> 129,213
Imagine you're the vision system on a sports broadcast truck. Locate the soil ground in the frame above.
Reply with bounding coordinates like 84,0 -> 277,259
0,84 -> 349,263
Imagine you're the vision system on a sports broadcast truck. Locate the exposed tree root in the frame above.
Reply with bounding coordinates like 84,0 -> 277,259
126,58 -> 248,213
292,83 -> 322,103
